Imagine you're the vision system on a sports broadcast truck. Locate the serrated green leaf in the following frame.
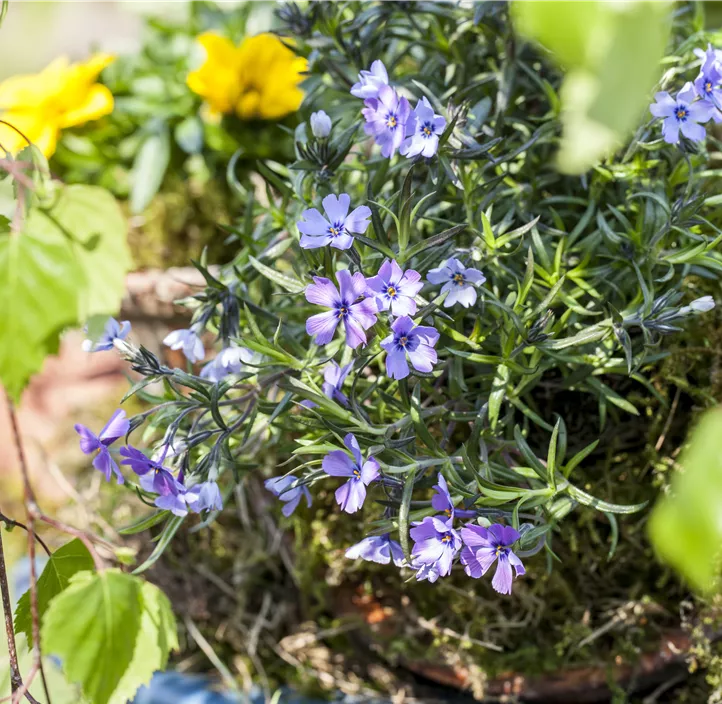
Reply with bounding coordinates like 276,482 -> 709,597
14,539 -> 94,647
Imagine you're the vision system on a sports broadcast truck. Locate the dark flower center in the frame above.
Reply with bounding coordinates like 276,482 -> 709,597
398,335 -> 409,347
422,122 -> 433,137
386,285 -> 397,298
452,272 -> 466,285
328,221 -> 345,237
495,545 -> 507,558
676,106 -> 688,121
353,468 -> 361,479
386,113 -> 398,129
337,305 -> 350,319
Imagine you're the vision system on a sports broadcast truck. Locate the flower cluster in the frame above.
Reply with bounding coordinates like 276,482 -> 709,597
650,44 -> 722,145
353,60 -> 447,159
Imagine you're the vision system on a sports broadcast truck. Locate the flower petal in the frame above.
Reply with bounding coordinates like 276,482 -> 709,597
305,277 -> 339,307
322,193 -> 350,224
335,478 -> 366,513
491,554 -> 514,594
323,450 -> 355,477
306,310 -> 340,345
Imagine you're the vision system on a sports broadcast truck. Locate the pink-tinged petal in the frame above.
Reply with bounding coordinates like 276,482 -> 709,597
475,546 -> 499,575
344,316 -> 368,349
306,310 -> 340,345
336,479 -> 366,513
413,325 -> 439,346
662,118 -> 680,144
323,449 -> 355,477
300,233 -> 334,249
337,269 -> 367,301
460,546 -> 483,578
650,92 -> 676,117
75,425 -> 100,454
297,208 -> 331,235
305,277 -> 339,307
343,433 -> 363,466
491,554 -> 514,595
349,298 -> 378,329
385,348 -> 410,380
464,269 -> 486,284
361,457 -> 380,484
322,193 -> 350,223
680,120 -> 706,142
99,409 -> 129,446
389,295 -> 416,317
460,524 -> 491,548
344,205 -> 371,234
427,265 -> 450,284
407,343 -> 437,373
330,234 -> 355,250
508,551 -> 526,577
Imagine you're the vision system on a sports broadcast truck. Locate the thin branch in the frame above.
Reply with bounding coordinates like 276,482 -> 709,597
0,529 -> 23,695
0,513 -> 50,557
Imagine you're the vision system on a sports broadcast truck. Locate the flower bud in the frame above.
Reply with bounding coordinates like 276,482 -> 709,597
310,110 -> 332,139
689,295 -> 715,312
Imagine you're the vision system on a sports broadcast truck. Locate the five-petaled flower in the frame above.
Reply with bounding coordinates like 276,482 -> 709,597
305,270 -> 378,349
460,523 -> 526,595
264,475 -> 312,517
362,85 -> 412,158
400,97 -> 446,158
120,446 -> 183,502
322,433 -> 380,514
350,60 -> 389,99
82,317 -> 131,353
694,45 -> 722,122
163,325 -> 205,364
431,473 -> 476,521
187,32 -> 306,120
200,345 -> 259,383
381,315 -> 439,380
74,409 -> 129,484
298,193 -> 372,250
427,257 -> 486,308
186,481 -> 224,513
650,82 -> 711,144
345,533 -> 405,566
366,259 -> 423,317
410,516 -> 461,578
0,53 -> 114,157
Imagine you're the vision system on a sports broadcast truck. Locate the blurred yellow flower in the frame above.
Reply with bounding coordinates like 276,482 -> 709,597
187,32 -> 307,121
0,54 -> 114,158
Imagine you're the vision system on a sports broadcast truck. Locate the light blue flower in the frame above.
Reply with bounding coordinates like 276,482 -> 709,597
163,325 -> 205,363
427,257 -> 486,308
350,60 -> 389,99
650,82 -> 711,144
310,110 -> 332,138
200,346 -> 260,383
400,97 -> 446,158
82,317 -> 130,353
298,193 -> 371,250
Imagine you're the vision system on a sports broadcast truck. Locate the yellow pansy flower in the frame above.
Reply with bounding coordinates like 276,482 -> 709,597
187,32 -> 307,121
0,53 -> 114,158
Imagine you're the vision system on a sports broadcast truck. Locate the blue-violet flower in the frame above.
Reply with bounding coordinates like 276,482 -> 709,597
460,523 -> 525,595
345,533 -> 405,567
298,193 -> 371,251
410,516 -> 461,578
650,82 -> 711,144
427,257 -> 486,308
400,97 -> 446,158
264,475 -> 312,517
380,315 -> 439,380
74,409 -> 129,484
362,85 -> 412,158
366,259 -> 423,317
82,317 -> 131,353
350,60 -> 389,99
163,325 -> 205,363
322,433 -> 380,514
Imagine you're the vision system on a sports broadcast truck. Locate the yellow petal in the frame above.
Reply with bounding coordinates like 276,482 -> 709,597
0,110 -> 56,156
58,84 -> 113,128
236,90 -> 262,120
187,32 -> 243,114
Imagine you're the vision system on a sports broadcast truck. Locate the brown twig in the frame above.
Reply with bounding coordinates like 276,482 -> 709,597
0,528 -> 24,696
0,513 -> 50,557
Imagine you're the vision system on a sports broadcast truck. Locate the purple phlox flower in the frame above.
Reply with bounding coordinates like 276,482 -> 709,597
163,325 -> 205,363
322,433 -> 380,514
200,345 -> 260,383
381,315 -> 439,381
264,475 -> 312,517
362,85 -> 413,158
298,193 -> 372,250
650,82 -> 712,144
460,523 -> 525,595
186,481 -> 223,513
400,97 -> 447,159
350,59 -> 389,99
427,257 -> 486,308
323,360 -> 354,405
430,473 -> 476,521
120,445 -> 182,498
345,533 -> 405,567
305,270 -> 378,349
74,409 -> 129,484
694,45 -> 722,121
413,560 -> 441,583
410,516 -> 461,577
82,317 -> 131,353
366,259 -> 423,317
310,110 -> 332,138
